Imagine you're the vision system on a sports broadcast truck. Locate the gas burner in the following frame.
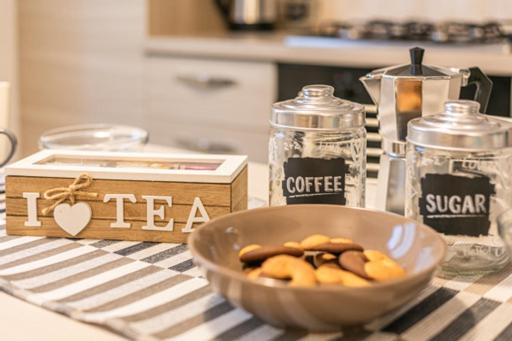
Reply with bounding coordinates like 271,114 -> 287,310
317,20 -> 508,45
432,21 -> 505,43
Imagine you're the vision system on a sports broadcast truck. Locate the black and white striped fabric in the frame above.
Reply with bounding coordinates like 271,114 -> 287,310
2,224 -> 512,340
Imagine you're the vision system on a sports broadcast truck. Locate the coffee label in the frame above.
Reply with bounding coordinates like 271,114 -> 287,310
282,157 -> 348,205
419,173 -> 495,236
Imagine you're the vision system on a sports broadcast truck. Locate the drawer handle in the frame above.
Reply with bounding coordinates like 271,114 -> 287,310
176,75 -> 237,90
175,137 -> 238,154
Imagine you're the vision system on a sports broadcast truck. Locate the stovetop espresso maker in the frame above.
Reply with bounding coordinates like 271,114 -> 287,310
360,47 -> 492,214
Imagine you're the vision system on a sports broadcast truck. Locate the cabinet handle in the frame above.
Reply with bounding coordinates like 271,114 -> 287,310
176,75 -> 237,89
175,137 -> 238,154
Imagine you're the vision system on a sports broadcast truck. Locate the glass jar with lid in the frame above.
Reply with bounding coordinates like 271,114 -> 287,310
269,84 -> 366,207
406,100 -> 512,276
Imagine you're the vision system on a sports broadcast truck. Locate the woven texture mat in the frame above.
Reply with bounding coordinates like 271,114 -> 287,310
2,224 -> 512,340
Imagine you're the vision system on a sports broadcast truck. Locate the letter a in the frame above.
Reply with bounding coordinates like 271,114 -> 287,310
182,197 -> 210,233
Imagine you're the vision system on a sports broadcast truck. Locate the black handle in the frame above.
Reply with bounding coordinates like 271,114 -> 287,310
409,47 -> 424,75
466,67 -> 493,113
0,128 -> 17,167
214,0 -> 230,21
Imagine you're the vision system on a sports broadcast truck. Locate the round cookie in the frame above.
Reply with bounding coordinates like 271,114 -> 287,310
239,245 -> 304,263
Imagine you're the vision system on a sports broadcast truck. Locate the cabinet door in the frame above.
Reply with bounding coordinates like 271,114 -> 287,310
18,0 -> 146,154
145,56 -> 275,162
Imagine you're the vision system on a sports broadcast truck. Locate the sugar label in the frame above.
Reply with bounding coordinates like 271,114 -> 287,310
419,173 -> 495,236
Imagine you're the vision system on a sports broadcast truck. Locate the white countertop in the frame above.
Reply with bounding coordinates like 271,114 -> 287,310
145,33 -> 512,75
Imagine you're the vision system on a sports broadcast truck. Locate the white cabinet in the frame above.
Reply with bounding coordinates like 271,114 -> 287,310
145,56 -> 276,162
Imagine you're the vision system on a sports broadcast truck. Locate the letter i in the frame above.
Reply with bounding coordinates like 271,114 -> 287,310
23,192 -> 41,227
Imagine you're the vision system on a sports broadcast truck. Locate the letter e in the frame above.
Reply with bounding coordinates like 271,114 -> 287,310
142,195 -> 174,231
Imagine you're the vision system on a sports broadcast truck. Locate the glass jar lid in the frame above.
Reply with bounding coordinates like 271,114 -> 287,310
39,124 -> 149,151
270,84 -> 365,130
407,100 -> 512,151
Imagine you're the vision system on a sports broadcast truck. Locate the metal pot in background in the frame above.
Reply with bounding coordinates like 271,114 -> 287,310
215,0 -> 277,31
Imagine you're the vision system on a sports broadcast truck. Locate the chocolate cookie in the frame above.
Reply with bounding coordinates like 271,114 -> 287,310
306,242 -> 363,254
338,251 -> 371,279
313,252 -> 338,268
239,245 -> 304,263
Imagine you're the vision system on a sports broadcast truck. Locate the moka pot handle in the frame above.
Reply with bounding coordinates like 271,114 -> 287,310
465,67 -> 493,113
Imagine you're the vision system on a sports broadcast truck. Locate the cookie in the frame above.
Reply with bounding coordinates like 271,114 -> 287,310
239,237 -> 407,287
364,258 -> 406,282
331,237 -> 353,244
245,267 -> 263,280
300,234 -> 331,249
261,255 -> 316,287
239,245 -> 304,263
283,241 -> 302,250
315,265 -> 370,287
364,250 -> 389,262
313,252 -> 338,268
239,244 -> 261,258
338,251 -> 371,279
306,242 -> 363,254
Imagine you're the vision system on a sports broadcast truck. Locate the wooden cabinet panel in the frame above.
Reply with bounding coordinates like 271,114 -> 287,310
18,0 -> 146,154
146,56 -> 275,130
145,56 -> 275,162
18,1 -> 275,163
148,119 -> 269,163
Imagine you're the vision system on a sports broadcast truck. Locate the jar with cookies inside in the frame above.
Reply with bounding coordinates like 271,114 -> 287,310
269,85 -> 366,207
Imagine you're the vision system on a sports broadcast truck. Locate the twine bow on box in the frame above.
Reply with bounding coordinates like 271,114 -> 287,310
42,173 -> 98,215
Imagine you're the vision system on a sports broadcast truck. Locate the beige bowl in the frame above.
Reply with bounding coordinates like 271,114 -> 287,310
188,205 -> 446,331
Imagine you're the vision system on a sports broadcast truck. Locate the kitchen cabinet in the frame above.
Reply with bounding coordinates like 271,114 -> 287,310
0,0 -> 20,156
17,0 -> 275,162
18,0 -> 146,154
145,56 -> 276,162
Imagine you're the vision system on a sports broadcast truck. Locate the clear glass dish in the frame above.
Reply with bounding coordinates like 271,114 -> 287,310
39,124 -> 149,151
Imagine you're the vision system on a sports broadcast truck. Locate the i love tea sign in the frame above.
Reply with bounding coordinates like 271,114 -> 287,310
5,150 -> 247,243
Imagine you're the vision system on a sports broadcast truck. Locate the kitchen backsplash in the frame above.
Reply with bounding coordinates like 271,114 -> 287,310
315,0 -> 512,22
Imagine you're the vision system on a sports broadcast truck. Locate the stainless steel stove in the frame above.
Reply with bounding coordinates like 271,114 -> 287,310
315,20 -> 510,44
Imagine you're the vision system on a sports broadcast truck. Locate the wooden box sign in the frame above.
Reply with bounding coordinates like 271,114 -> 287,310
5,150 -> 247,243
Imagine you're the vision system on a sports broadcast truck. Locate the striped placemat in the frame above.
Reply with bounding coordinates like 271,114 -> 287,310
2,223 -> 512,340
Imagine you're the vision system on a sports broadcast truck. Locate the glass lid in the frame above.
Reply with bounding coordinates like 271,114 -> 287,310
39,124 -> 149,151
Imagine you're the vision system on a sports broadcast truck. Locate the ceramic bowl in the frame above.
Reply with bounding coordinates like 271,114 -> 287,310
188,205 -> 446,331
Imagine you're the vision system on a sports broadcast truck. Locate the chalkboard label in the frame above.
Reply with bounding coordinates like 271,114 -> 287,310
282,157 -> 348,205
419,173 -> 495,236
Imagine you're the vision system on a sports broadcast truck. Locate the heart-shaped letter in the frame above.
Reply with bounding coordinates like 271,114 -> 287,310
53,202 -> 92,236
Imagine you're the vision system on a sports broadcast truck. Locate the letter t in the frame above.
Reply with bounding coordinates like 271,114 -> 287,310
103,194 -> 136,228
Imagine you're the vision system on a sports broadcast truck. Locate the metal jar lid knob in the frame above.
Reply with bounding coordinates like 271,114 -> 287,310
302,84 -> 334,97
407,100 -> 512,151
271,84 -> 365,131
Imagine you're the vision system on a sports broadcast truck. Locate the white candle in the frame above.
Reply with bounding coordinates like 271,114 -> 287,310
0,82 -> 10,125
